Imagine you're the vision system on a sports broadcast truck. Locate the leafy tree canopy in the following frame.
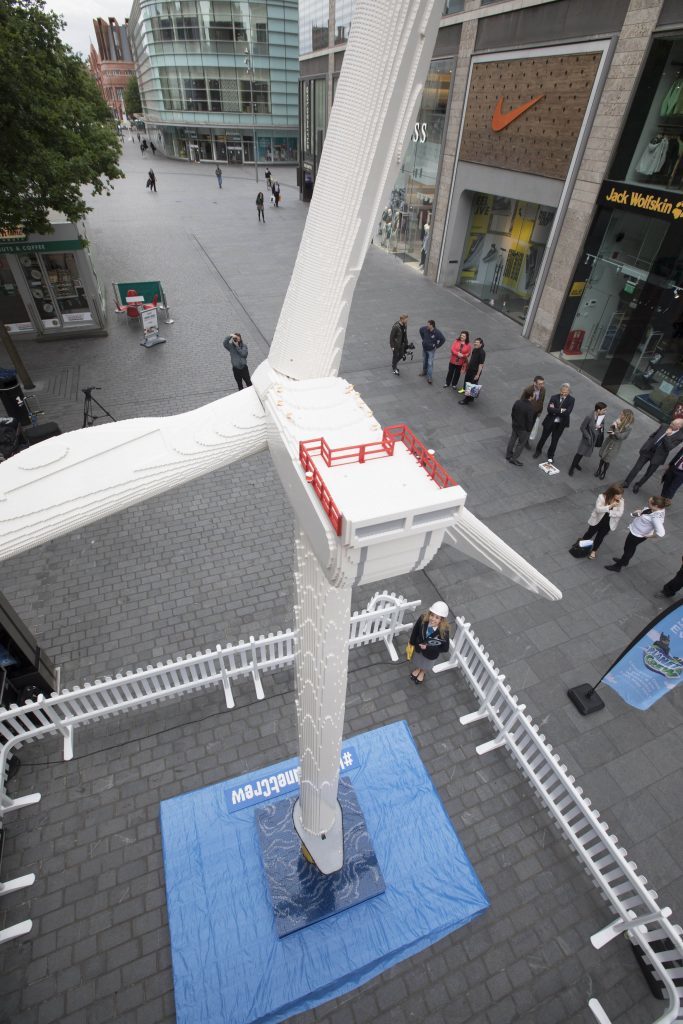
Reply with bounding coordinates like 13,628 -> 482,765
124,75 -> 141,119
0,0 -> 123,234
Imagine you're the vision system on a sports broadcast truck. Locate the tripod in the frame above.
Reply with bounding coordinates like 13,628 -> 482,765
82,387 -> 117,428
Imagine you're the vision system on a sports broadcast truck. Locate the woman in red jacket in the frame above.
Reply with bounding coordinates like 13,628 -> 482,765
444,330 -> 471,390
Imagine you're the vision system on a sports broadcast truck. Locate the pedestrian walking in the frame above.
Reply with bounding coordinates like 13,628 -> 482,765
137,132 -> 141,143
622,418 -> 683,493
264,167 -> 272,190
578,484 -> 624,560
140,142 -> 145,156
146,169 -> 157,192
525,375 -> 545,449
150,142 -> 157,156
506,386 -> 536,466
390,314 -> 409,376
407,601 -> 450,685
215,165 -> 223,189
568,402 -> 607,476
256,192 -> 265,223
444,331 -> 471,390
595,409 -> 634,480
605,495 -> 669,573
418,320 -> 446,384
272,181 -> 281,207
533,383 -> 574,461
658,555 -> 683,598
661,446 -> 683,500
223,332 -> 252,390
458,338 -> 486,404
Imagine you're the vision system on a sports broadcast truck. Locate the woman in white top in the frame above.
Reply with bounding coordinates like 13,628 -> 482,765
580,483 -> 624,560
605,495 -> 669,573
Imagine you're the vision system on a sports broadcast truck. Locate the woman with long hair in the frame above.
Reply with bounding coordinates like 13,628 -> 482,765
408,601 -> 450,684
580,483 -> 624,560
595,409 -> 634,480
605,495 -> 670,573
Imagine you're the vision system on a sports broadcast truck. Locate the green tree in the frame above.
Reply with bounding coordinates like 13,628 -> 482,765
124,75 -> 142,119
0,0 -> 123,235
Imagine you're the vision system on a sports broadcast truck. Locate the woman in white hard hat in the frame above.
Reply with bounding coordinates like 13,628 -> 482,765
408,601 -> 450,684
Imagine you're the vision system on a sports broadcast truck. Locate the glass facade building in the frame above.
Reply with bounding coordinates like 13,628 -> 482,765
129,0 -> 299,164
552,33 -> 683,423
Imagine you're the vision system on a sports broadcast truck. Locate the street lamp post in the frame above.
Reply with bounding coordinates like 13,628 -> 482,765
244,46 -> 259,182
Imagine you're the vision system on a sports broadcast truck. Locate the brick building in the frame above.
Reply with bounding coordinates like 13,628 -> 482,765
89,17 -> 135,122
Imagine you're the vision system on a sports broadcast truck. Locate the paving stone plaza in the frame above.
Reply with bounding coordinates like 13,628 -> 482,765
1,144 -> 682,1024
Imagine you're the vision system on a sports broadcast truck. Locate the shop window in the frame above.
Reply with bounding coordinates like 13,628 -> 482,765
0,257 -> 31,334
457,193 -> 555,325
42,254 -> 92,323
554,208 -> 683,422
610,37 -> 683,195
379,59 -> 453,268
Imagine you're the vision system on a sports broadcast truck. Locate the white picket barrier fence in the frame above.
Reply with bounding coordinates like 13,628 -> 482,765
434,617 -> 683,1024
0,591 -> 418,943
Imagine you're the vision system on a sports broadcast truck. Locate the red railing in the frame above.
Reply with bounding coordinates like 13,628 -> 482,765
298,426 -> 455,537
299,443 -> 343,535
383,424 -> 457,489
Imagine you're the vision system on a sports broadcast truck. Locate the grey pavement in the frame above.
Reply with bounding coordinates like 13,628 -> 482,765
0,143 -> 681,1024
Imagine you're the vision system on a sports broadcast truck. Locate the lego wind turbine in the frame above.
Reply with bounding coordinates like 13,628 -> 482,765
0,0 -> 560,874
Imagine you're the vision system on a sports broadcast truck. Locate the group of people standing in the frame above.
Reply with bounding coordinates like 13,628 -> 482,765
505,375 -> 683,579
389,316 -> 486,405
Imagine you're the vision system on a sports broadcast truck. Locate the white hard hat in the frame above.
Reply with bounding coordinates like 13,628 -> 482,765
429,601 -> 448,618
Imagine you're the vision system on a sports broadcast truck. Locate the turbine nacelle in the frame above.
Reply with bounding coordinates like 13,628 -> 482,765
254,362 -> 466,589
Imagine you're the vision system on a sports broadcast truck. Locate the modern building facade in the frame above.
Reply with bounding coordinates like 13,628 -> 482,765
89,17 -> 135,121
301,0 -> 683,424
128,0 -> 299,165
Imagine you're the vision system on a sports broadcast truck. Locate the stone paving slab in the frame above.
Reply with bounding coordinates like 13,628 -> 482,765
0,146 -> 681,1024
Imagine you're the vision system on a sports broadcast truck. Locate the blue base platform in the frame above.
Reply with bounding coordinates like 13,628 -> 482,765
256,776 -> 385,936
160,721 -> 489,1024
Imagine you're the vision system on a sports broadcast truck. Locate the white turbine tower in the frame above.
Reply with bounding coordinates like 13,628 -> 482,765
0,0 -> 560,875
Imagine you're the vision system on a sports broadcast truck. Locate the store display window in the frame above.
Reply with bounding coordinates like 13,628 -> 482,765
0,258 -> 32,334
457,193 -> 555,325
611,36 -> 683,194
555,207 -> 683,423
378,58 -> 453,267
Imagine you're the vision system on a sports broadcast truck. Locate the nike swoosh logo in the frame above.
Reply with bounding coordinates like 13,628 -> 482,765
491,94 -> 544,132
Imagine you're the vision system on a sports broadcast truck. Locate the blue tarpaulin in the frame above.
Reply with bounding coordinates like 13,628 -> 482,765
161,720 -> 489,1024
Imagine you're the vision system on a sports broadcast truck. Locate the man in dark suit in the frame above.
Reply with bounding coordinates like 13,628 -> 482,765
533,383 -> 574,461
660,444 -> 683,500
623,418 -> 683,493
524,375 -> 545,450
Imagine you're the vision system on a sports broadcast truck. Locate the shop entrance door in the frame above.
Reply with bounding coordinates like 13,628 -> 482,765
17,252 -> 102,332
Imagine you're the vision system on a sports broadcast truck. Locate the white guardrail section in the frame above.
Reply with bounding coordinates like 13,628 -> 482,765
434,617 -> 683,1024
0,592 -> 418,944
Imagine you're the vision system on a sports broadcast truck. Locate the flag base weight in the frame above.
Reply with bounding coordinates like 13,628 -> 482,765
567,684 -> 605,716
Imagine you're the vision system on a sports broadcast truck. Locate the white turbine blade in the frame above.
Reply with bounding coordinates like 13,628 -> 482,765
269,0 -> 443,381
445,508 -> 562,601
0,389 -> 266,562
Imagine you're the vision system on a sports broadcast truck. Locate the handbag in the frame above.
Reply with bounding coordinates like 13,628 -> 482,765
569,538 -> 593,559
406,643 -> 415,661
529,419 -> 540,443
464,382 -> 481,398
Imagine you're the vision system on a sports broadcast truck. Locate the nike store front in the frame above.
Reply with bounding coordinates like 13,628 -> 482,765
550,33 -> 683,424
439,43 -> 609,331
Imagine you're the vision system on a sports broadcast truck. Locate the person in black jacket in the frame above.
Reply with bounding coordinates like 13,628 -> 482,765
389,315 -> 409,375
408,601 -> 450,684
659,555 -> 683,598
506,386 -> 536,466
623,418 -> 683,492
458,337 -> 486,404
533,383 -> 574,461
